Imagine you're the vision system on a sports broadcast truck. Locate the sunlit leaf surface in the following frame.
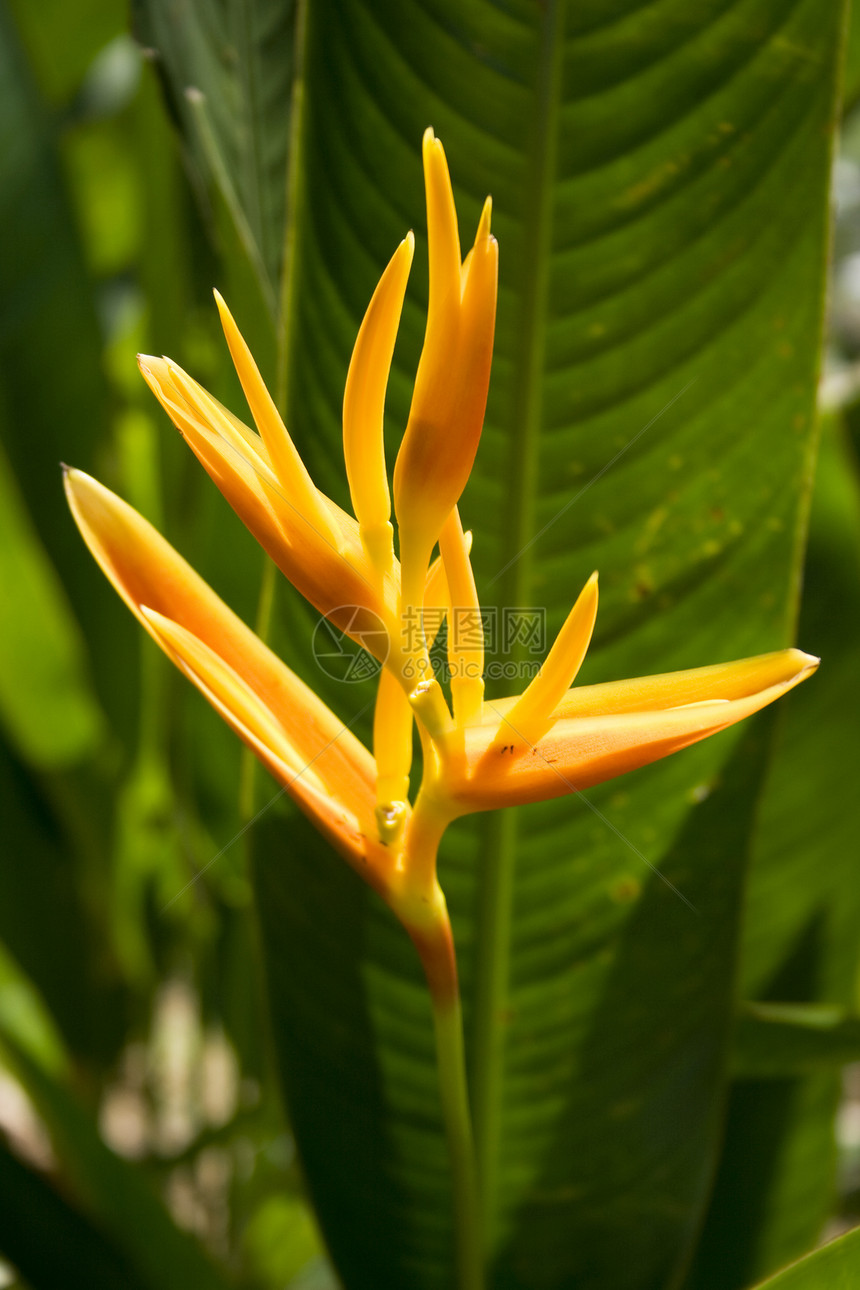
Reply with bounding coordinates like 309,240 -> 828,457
248,3 -> 849,1289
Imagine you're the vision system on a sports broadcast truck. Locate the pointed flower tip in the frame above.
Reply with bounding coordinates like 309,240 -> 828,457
64,469 -> 120,560
213,290 -> 238,341
422,125 -> 436,148
63,464 -> 88,499
393,232 -> 415,272
793,649 -> 819,678
477,195 -> 492,241
137,355 -> 174,396
485,567 -> 600,757
423,130 -> 449,179
741,646 -> 819,692
580,571 -> 599,612
62,463 -> 93,501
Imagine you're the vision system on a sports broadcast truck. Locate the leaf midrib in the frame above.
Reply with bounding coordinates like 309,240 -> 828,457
470,0 -> 568,1254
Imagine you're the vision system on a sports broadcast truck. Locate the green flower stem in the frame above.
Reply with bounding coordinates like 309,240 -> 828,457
399,792 -> 484,1290
425,941 -> 484,1290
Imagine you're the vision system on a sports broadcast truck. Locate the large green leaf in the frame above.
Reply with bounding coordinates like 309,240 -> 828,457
131,0 -> 300,318
683,414 -> 860,1287
741,418 -> 860,1012
245,4 -> 848,1290
256,724 -> 775,1290
751,1224 -> 860,1288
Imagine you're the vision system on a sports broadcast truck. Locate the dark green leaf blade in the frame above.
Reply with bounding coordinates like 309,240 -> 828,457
683,413 -> 860,1286
252,2 -> 849,1288
132,0 -> 299,316
0,1142 -> 147,1290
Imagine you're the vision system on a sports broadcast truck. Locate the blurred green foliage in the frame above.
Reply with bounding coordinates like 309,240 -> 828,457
0,2 -> 859,1289
0,0 -> 327,1285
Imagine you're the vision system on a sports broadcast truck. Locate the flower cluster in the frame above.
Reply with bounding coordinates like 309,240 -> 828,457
65,129 -> 817,969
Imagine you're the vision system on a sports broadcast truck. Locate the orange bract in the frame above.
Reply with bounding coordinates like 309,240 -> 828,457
456,647 -> 817,811
64,469 -> 394,891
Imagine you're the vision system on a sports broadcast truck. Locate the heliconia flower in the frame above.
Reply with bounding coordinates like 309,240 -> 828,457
64,129 -> 819,996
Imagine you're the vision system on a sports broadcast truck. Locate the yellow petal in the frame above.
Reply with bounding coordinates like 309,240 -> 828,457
423,549 -> 452,652
343,233 -> 414,572
141,608 -> 327,796
140,356 -> 278,498
63,468 -> 380,830
552,649 -> 817,720
423,128 -> 461,321
392,133 -> 498,628
213,291 -> 340,549
139,354 -> 274,473
139,353 -> 290,540
392,175 -> 497,694
393,203 -> 497,558
371,534 -> 466,822
488,572 -> 598,753
451,218 -> 497,470
144,605 -> 385,873
438,507 -> 484,726
453,649 -> 818,810
460,197 -> 492,293
140,357 -> 397,650
373,663 -> 413,809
